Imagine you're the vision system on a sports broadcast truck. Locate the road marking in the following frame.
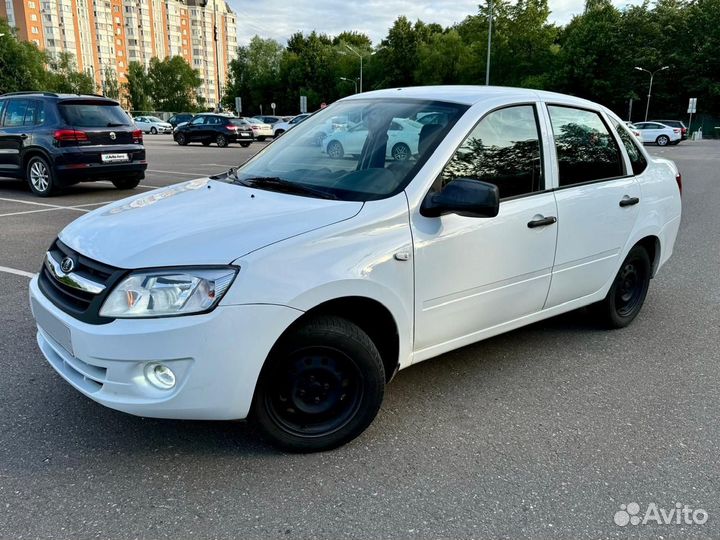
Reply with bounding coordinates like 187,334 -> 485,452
96,180 -> 156,190
0,265 -> 35,278
0,207 -> 73,218
146,169 -> 205,177
0,196 -> 72,209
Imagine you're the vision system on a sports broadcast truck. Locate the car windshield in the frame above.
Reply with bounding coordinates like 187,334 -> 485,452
147,116 -> 163,122
59,102 -> 132,127
229,99 -> 467,201
246,118 -> 264,125
228,119 -> 247,126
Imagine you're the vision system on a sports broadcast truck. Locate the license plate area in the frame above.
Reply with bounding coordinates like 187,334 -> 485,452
101,153 -> 129,163
32,299 -> 74,355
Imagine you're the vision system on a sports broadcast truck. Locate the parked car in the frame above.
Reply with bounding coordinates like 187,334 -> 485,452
253,115 -> 282,126
322,117 -> 422,160
632,121 -> 681,146
651,119 -> 688,140
133,115 -> 173,134
245,117 -> 273,141
272,113 -> 312,137
173,113 -> 254,147
29,86 -> 681,452
167,113 -> 194,128
0,91 -> 146,196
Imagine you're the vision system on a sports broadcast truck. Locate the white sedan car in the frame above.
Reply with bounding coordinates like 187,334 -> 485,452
133,116 -> 173,134
322,118 -> 422,160
631,121 -> 681,146
244,118 -> 273,141
272,113 -> 312,137
29,86 -> 681,452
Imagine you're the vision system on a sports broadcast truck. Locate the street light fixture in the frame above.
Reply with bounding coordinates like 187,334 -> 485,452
343,43 -> 367,93
634,65 -> 669,121
339,77 -> 358,94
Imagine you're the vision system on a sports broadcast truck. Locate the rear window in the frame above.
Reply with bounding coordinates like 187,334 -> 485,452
59,102 -> 131,127
228,119 -> 248,126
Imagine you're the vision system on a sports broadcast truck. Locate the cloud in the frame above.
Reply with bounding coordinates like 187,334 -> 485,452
227,0 -> 645,46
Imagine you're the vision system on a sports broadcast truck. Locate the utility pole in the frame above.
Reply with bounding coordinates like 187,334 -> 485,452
345,44 -> 363,93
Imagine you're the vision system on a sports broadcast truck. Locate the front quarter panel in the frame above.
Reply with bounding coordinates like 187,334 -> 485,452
222,194 -> 415,369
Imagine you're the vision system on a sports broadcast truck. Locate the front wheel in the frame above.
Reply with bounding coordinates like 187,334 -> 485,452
26,156 -> 56,197
175,133 -> 187,146
656,135 -> 670,146
274,129 -> 285,137
252,316 -> 385,452
391,142 -> 411,161
326,140 -> 344,159
593,245 -> 651,328
150,126 -> 158,135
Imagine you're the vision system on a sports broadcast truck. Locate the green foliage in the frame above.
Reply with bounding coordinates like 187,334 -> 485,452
147,56 -> 203,112
0,19 -> 51,93
124,61 -> 153,111
102,67 -> 120,99
45,52 -> 97,94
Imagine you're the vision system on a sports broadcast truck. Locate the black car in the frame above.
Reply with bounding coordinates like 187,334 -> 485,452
0,91 -> 146,197
173,114 -> 254,147
167,112 -> 194,128
652,119 -> 688,140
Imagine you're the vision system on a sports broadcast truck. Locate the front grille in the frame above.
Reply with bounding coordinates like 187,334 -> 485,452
38,239 -> 125,324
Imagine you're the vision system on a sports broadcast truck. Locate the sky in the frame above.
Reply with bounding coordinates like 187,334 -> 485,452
227,0 -> 644,46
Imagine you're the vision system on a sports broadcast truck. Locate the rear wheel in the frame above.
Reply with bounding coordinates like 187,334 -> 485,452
26,156 -> 56,197
112,176 -> 141,190
327,140 -> 344,159
656,135 -> 670,146
252,316 -> 385,452
593,245 -> 651,328
274,129 -> 285,137
202,141 -> 211,146
216,134 -> 228,147
175,133 -> 187,146
391,142 -> 411,161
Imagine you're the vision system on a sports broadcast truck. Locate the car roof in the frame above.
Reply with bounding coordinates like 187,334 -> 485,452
341,85 -> 603,109
0,91 -> 119,103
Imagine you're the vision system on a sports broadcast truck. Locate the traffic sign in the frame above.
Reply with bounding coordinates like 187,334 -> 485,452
234,97 -> 242,113
300,95 -> 307,113
687,98 -> 697,113
271,102 -> 276,113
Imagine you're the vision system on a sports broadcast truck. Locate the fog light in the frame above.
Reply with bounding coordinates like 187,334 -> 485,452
145,363 -> 176,390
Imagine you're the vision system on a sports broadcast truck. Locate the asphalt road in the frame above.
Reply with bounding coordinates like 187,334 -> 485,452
0,137 -> 718,539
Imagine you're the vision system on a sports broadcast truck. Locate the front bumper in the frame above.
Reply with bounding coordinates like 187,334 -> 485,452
29,276 -> 302,420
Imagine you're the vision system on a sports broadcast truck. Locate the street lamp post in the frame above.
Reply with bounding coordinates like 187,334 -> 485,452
486,0 -> 493,85
340,77 -> 358,94
344,44 -> 363,93
634,65 -> 669,122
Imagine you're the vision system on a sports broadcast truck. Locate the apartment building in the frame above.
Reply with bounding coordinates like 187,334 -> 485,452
0,0 -> 238,107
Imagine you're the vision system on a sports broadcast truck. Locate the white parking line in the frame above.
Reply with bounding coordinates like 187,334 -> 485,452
0,265 -> 35,278
0,197 -> 72,209
0,207 -> 74,218
95,180 -> 156,190
146,169 -> 205,177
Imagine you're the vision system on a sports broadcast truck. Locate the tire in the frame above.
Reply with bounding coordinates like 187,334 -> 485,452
252,316 -> 385,452
274,129 -> 285,137
391,142 -> 411,161
313,132 -> 327,146
327,140 -> 344,159
216,134 -> 228,147
202,141 -> 211,146
175,133 -> 187,146
593,245 -> 651,329
150,126 -> 158,135
656,135 -> 669,146
257,136 -> 266,142
240,142 -> 251,148
26,155 -> 56,197
112,176 -> 141,190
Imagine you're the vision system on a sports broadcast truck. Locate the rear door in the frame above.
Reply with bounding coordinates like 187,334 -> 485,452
0,99 -> 35,175
543,104 -> 641,308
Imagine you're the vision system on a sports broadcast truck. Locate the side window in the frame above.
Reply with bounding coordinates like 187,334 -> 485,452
615,123 -> 647,175
4,100 -> 29,128
547,105 -> 624,186
440,105 -> 543,199
24,101 -> 42,125
190,116 -> 205,125
0,100 -> 5,126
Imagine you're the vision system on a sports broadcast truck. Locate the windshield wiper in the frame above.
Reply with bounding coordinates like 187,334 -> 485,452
106,122 -> 126,127
233,175 -> 337,200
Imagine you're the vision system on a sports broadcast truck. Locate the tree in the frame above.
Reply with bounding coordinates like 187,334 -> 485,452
46,52 -> 96,94
0,19 -> 51,93
147,56 -> 203,112
223,36 -> 284,113
124,61 -> 153,111
103,67 -> 120,100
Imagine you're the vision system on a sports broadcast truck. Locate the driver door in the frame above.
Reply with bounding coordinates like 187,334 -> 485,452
186,116 -> 206,141
411,104 -> 558,357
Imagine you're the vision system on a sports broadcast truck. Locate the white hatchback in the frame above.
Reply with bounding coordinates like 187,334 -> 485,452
29,86 -> 682,452
632,121 -> 682,146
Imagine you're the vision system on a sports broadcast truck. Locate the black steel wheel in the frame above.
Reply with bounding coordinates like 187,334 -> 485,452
594,245 -> 651,328
252,316 -> 385,452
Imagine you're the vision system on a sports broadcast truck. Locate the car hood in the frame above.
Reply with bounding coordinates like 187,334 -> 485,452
59,178 -> 363,268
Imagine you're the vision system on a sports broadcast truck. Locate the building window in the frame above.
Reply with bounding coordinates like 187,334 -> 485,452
118,61 -> 124,67
30,13 -> 37,20
28,0 -> 36,7
31,26 -> 39,34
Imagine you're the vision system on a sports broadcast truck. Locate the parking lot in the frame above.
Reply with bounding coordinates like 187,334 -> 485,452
1,137 -> 719,539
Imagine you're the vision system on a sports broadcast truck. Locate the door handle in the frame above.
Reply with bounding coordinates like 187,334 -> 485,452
619,196 -> 640,207
527,216 -> 557,228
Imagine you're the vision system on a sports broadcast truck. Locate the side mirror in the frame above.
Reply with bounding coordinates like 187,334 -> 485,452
420,178 -> 500,218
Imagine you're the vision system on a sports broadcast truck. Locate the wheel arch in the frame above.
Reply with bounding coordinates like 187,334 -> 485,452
635,235 -> 661,277
22,146 -> 54,173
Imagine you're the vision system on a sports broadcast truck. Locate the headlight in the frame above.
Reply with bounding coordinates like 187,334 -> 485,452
99,267 -> 237,318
